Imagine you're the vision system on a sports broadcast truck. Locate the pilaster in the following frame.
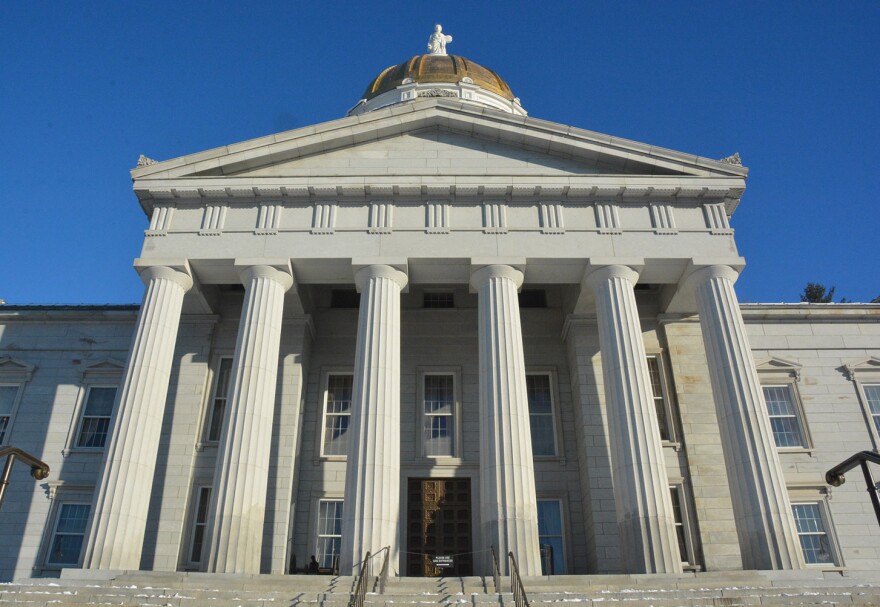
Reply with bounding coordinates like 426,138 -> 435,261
84,262 -> 193,570
470,264 -> 541,576
206,263 -> 294,574
339,264 -> 407,575
689,264 -> 801,570
584,264 -> 681,574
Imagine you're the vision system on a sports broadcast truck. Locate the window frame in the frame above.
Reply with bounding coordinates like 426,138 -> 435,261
536,497 -> 568,575
790,498 -> 841,568
184,485 -> 213,569
0,356 -> 35,447
64,360 -> 124,456
198,355 -> 234,448
39,484 -> 95,571
0,383 -> 23,446
756,358 -> 813,452
844,357 -> 880,451
73,385 -> 119,451
319,370 -> 354,460
645,353 -> 678,445
525,369 -> 562,459
314,497 -> 344,572
417,367 -> 462,461
669,481 -> 701,570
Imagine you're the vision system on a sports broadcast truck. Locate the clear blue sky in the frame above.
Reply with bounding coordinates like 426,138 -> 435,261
1,2 -> 877,304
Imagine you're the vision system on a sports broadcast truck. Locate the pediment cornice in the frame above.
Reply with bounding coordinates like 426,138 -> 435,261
132,100 -> 747,183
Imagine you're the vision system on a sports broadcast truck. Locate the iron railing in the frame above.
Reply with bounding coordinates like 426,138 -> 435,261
0,447 -> 50,510
827,450 -> 880,528
489,545 -> 501,594
508,552 -> 531,607
349,547 -> 390,607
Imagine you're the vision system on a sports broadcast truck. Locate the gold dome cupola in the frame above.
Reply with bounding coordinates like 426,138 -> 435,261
348,25 -> 526,116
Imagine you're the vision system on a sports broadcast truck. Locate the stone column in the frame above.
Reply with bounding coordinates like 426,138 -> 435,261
84,262 -> 193,570
470,264 -> 541,576
584,264 -> 682,574
206,263 -> 294,574
339,264 -> 408,575
690,264 -> 801,570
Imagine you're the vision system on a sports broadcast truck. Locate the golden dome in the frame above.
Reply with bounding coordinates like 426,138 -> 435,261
362,54 -> 516,102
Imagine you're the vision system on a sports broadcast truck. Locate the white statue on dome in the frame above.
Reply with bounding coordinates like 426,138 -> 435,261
427,24 -> 452,55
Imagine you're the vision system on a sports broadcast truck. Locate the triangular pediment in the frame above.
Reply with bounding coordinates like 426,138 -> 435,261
132,99 -> 747,183
0,357 -> 35,380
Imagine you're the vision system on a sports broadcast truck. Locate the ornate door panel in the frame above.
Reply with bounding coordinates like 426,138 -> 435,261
406,478 -> 473,576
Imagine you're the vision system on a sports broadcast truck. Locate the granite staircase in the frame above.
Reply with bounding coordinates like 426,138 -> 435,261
2,570 -> 880,607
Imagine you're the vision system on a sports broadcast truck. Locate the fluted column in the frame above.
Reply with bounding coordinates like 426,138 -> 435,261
339,264 -> 408,575
206,263 -> 294,574
585,265 -> 681,574
691,265 -> 801,569
84,262 -> 193,570
470,264 -> 541,576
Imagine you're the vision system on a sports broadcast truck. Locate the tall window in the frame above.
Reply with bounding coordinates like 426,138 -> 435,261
47,504 -> 91,566
864,384 -> 880,435
527,374 -> 557,456
189,487 -> 212,564
423,374 -> 455,457
76,386 -> 117,448
322,374 -> 352,456
792,503 -> 835,565
762,385 -> 807,448
316,499 -> 343,569
537,500 -> 565,574
0,384 -> 19,444
669,486 -> 697,566
646,356 -> 673,441
205,358 -> 233,442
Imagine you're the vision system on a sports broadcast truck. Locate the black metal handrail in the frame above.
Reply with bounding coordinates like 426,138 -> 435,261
508,552 -> 531,607
489,545 -> 501,594
349,550 -> 371,607
375,546 -> 390,594
827,450 -> 880,528
0,447 -> 50,510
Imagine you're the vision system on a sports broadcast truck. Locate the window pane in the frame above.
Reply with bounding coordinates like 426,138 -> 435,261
762,386 -> 805,448
49,534 -> 84,565
529,416 -> 556,457
323,376 -> 352,456
770,417 -> 804,448
76,417 -> 111,448
49,504 -> 91,566
84,387 -> 116,416
0,416 -> 8,444
864,385 -> 880,434
207,359 -> 233,441
0,385 -> 17,414
317,500 -> 343,569
527,375 -> 556,457
792,503 -> 834,565
537,500 -> 565,574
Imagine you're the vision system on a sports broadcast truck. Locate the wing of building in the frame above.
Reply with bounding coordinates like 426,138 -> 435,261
1,41 -> 879,583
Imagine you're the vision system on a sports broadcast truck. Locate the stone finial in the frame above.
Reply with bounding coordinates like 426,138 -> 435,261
427,24 -> 452,55
136,154 -> 158,168
719,152 -> 742,166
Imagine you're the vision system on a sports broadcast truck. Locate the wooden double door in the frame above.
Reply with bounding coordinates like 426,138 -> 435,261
406,478 -> 473,576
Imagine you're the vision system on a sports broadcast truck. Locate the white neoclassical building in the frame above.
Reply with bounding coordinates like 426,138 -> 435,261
1,31 -> 879,583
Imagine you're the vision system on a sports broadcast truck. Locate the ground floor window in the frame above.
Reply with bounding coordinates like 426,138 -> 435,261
792,502 -> 836,565
537,499 -> 565,574
316,499 -> 343,570
669,485 -> 698,566
47,503 -> 91,567
188,486 -> 212,565
864,384 -> 880,435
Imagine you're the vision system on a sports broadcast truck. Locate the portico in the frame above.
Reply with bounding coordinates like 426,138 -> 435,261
79,36 -> 803,578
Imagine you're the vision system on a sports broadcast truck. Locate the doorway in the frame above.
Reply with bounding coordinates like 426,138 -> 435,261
406,478 -> 473,576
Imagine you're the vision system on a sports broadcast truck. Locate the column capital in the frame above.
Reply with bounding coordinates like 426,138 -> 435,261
470,264 -> 524,291
582,262 -> 642,290
235,263 -> 294,291
354,264 -> 408,291
686,263 -> 741,286
134,259 -> 193,291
